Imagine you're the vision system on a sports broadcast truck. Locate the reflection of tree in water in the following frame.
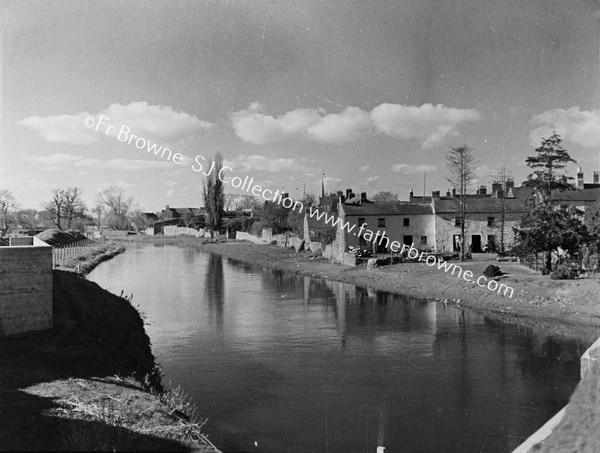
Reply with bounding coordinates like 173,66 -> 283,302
205,253 -> 225,329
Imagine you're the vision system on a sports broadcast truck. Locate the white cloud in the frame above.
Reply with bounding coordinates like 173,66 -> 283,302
306,107 -> 372,143
232,102 -> 480,148
230,103 -> 323,145
392,164 -> 437,174
19,101 -> 213,145
530,107 -> 600,148
371,103 -> 480,148
25,153 -> 168,172
359,164 -> 370,172
19,112 -> 98,145
225,154 -> 306,173
366,176 -> 380,183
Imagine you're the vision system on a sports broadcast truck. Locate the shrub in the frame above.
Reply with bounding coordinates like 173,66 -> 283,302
483,265 -> 503,278
550,265 -> 578,280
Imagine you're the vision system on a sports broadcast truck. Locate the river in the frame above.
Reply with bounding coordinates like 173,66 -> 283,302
88,244 -> 584,453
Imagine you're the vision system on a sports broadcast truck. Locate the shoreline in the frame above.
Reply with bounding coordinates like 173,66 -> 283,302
115,236 -> 600,342
55,241 -> 126,275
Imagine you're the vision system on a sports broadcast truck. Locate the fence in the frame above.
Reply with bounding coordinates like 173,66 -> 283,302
520,247 -> 600,273
52,239 -> 94,268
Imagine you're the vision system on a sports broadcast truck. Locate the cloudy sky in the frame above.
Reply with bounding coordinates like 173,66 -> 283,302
1,0 -> 599,211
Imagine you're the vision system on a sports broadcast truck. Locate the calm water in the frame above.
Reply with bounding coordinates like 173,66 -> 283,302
89,245 -> 584,453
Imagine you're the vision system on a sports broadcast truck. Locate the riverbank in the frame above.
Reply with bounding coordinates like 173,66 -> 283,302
56,242 -> 126,275
116,236 -> 600,342
0,270 -> 218,452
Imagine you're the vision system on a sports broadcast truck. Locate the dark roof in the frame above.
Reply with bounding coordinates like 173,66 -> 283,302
342,202 -> 433,216
433,197 -> 529,215
553,187 -> 600,203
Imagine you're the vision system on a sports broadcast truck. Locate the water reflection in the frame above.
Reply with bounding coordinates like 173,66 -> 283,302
89,246 -> 585,453
206,254 -> 225,329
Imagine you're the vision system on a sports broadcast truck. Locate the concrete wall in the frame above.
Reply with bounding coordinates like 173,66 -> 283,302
163,226 -> 204,237
0,238 -> 53,335
235,231 -> 270,244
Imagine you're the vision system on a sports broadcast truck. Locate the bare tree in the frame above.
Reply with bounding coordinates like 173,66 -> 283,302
62,187 -> 86,229
372,191 -> 398,202
446,145 -> 476,261
0,190 -> 18,235
15,209 -> 40,229
45,189 -> 65,230
96,186 -> 133,230
44,187 -> 86,230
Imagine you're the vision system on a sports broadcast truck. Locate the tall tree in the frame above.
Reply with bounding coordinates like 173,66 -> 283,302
44,187 -> 86,230
523,132 -> 576,204
96,186 -> 133,230
62,187 -> 86,229
446,145 -> 476,261
203,153 -> 225,235
0,190 -> 18,235
45,189 -> 65,230
516,132 -> 587,271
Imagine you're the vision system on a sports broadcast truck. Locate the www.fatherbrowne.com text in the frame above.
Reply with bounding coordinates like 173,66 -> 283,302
85,115 -> 514,298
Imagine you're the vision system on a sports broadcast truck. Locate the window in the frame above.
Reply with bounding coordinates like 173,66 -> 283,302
487,216 -> 495,227
403,218 -> 410,226
358,218 -> 366,228
454,217 -> 462,227
420,236 -> 427,245
378,218 -> 386,227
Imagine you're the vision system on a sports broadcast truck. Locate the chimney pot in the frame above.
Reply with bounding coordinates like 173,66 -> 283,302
594,171 -> 599,184
360,192 -> 367,201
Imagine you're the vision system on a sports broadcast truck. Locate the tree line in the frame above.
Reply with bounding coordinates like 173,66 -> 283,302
0,186 -> 149,235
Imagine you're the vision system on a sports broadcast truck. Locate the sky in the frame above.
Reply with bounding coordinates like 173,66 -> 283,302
1,0 -> 600,212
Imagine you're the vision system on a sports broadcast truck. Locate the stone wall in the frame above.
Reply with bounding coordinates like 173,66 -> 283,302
0,238 -> 53,335
163,226 -> 204,237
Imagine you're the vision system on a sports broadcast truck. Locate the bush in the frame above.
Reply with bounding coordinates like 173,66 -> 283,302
483,265 -> 503,278
250,221 -> 263,237
550,265 -> 579,280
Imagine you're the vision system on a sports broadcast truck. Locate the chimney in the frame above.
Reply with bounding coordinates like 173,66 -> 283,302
166,205 -> 170,209
491,181 -> 502,193
577,167 -> 584,189
346,188 -> 352,198
452,187 -> 456,197
282,192 -> 289,199
432,190 -> 440,198
409,189 -> 414,198
446,189 -> 451,197
360,192 -> 367,202
594,171 -> 600,184
505,178 -> 515,190
506,187 -> 515,198
476,185 -> 487,195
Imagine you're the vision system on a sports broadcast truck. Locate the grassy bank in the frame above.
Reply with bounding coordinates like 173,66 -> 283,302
116,236 -> 600,342
56,242 -> 126,275
0,270 -> 218,452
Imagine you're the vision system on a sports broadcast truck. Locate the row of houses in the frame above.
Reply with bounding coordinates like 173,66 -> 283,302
306,168 -> 600,261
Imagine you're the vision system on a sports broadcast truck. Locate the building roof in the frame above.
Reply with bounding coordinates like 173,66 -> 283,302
433,196 -> 529,215
342,201 -> 433,216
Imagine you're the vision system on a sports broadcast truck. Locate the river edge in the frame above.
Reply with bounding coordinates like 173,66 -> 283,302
115,236 -> 600,344
55,241 -> 126,275
1,246 -> 220,451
